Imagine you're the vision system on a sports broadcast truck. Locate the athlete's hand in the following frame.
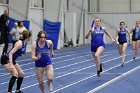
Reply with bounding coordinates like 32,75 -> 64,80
111,38 -> 115,43
86,28 -> 92,39
115,41 -> 119,44
88,28 -> 92,33
50,51 -> 54,57
36,54 -> 41,60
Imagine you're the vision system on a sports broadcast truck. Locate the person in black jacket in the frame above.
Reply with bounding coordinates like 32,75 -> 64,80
0,9 -> 9,55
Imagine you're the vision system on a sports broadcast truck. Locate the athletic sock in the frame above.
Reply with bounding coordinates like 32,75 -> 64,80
8,76 -> 17,92
16,77 -> 24,90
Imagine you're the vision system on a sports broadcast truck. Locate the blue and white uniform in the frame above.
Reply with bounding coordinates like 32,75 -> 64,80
35,41 -> 52,67
1,40 -> 27,65
132,27 -> 140,41
118,28 -> 127,45
91,26 -> 105,52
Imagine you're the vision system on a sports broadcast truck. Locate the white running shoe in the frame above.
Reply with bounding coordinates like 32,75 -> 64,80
48,83 -> 53,92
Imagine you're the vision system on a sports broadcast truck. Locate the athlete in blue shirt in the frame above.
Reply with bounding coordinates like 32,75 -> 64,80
115,22 -> 129,66
1,30 -> 31,93
32,31 -> 54,93
86,18 -> 115,77
130,21 -> 140,60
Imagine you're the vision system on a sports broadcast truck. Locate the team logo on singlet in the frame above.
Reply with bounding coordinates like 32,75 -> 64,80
120,31 -> 126,34
95,31 -> 104,34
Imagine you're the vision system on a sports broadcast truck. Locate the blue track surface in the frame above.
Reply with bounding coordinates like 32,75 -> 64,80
0,44 -> 140,93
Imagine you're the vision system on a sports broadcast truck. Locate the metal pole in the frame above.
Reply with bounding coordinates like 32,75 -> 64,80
57,0 -> 62,22
76,0 -> 84,45
88,0 -> 90,12
27,0 -> 31,20
67,0 -> 69,10
97,0 -> 100,12
83,12 -> 85,44
130,0 -> 131,12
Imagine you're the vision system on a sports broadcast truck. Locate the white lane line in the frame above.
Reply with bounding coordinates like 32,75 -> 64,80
0,50 -> 127,71
1,50 -> 117,64
9,54 -> 133,92
0,54 -> 91,71
0,53 -> 133,92
0,51 -> 91,69
102,73 -> 122,75
54,53 -> 115,70
0,51 -> 118,92
0,51 -> 120,77
0,50 -> 118,71
51,56 -> 139,93
0,52 -> 122,85
0,52 -> 92,70
87,65 -> 140,93
0,54 -> 92,75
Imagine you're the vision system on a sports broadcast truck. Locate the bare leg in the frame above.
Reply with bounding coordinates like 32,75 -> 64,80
132,41 -> 139,59
45,65 -> 54,92
3,63 -> 18,93
118,44 -> 122,55
121,43 -> 127,66
36,67 -> 46,93
92,46 -> 104,77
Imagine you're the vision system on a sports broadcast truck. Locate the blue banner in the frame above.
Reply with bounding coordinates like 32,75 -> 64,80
43,19 -> 61,49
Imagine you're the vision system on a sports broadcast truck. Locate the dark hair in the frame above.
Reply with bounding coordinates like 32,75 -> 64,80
22,30 -> 31,40
37,31 -> 47,41
120,22 -> 125,25
18,21 -> 23,26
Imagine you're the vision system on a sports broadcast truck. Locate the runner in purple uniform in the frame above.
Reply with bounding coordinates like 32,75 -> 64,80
86,18 -> 115,77
32,31 -> 54,93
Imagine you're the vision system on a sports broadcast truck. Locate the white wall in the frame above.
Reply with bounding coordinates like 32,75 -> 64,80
1,0 -> 140,53
0,5 -> 7,14
63,0 -> 84,46
99,0 -> 130,13
9,0 -> 29,20
62,0 -> 68,10
26,8 -> 44,52
44,0 -> 61,22
0,0 -> 8,4
28,8 -> 44,42
90,0 -> 140,13
65,12 -> 77,46
90,0 -> 98,12
131,0 -> 140,12
85,13 -> 140,44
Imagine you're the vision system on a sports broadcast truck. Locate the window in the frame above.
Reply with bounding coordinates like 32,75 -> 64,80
0,0 -> 8,4
31,0 -> 44,8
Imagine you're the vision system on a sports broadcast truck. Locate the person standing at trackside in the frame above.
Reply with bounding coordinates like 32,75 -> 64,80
130,21 -> 140,60
115,22 -> 130,66
0,9 -> 9,55
31,31 -> 54,93
10,22 -> 21,45
18,21 -> 27,33
0,30 -> 31,93
18,21 -> 27,39
85,18 -> 115,77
